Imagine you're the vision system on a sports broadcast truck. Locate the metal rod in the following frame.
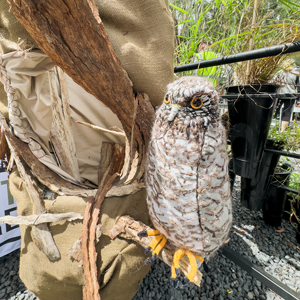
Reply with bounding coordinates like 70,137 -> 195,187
174,41 -> 300,73
270,183 -> 300,195
264,148 -> 300,159
221,246 -> 300,300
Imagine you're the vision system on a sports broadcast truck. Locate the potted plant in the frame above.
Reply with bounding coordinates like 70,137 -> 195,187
216,0 -> 300,178
262,161 -> 292,227
283,172 -> 300,242
240,123 -> 300,213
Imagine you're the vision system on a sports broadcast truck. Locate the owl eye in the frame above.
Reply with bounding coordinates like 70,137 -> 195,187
164,95 -> 170,104
190,96 -> 203,109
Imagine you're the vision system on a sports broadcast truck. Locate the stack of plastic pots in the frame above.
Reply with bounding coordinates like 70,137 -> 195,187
226,84 -> 276,179
263,162 -> 292,227
240,140 -> 283,211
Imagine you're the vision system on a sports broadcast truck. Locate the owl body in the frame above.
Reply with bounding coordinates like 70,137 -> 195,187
146,76 -> 232,258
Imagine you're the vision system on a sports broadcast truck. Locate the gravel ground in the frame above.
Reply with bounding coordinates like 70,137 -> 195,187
1,177 -> 300,300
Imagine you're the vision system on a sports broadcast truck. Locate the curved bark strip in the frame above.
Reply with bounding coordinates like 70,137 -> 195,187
7,0 -> 155,184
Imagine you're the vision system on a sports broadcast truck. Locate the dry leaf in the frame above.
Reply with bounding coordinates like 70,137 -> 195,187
275,228 -> 285,233
287,242 -> 295,247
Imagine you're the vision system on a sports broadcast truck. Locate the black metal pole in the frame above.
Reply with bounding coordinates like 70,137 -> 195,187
264,148 -> 300,159
174,41 -> 300,73
271,183 -> 300,195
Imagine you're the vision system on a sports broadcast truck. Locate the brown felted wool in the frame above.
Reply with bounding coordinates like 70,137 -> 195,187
9,169 -> 152,300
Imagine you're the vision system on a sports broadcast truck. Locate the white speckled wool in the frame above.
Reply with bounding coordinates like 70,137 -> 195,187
146,76 -> 232,258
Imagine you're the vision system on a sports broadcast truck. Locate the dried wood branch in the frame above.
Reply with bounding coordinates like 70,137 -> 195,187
49,68 -> 81,182
7,0 -> 155,184
109,216 -> 203,287
81,168 -> 119,300
0,212 -> 83,225
76,121 -> 126,137
5,135 -> 60,261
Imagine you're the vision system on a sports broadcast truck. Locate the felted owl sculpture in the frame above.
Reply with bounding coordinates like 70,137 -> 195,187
138,76 -> 232,286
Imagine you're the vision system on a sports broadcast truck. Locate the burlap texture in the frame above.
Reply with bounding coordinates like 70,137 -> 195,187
0,1 -> 38,53
0,0 -> 174,107
9,169 -> 151,300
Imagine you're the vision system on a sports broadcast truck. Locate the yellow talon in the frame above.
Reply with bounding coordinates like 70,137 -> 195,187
153,236 -> 167,255
173,249 -> 185,269
147,230 -> 160,236
148,234 -> 163,250
185,250 -> 198,282
195,255 -> 204,264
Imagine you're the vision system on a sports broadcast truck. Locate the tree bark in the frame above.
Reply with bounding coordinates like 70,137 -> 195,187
7,0 -> 155,184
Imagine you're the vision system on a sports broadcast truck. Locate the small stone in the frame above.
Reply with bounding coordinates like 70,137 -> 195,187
259,295 -> 266,300
256,280 -> 261,288
206,276 -> 212,285
248,292 -> 254,299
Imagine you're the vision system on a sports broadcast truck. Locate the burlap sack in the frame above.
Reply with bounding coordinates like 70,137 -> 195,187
10,169 -> 152,300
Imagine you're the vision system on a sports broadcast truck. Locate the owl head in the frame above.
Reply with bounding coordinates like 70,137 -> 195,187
162,76 -> 219,127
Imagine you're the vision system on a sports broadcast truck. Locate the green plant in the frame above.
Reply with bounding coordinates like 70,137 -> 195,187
267,122 -> 300,152
169,0 -> 300,85
286,172 -> 300,225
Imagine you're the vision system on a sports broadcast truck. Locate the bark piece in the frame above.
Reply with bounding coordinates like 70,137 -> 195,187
0,212 -> 83,225
49,68 -> 81,182
5,136 -> 60,261
109,216 -> 203,287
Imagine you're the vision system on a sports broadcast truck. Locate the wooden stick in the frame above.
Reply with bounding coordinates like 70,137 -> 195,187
76,121 -> 126,137
0,212 -> 83,225
81,165 -> 120,300
5,136 -> 60,261
109,216 -> 203,287
49,68 -> 81,182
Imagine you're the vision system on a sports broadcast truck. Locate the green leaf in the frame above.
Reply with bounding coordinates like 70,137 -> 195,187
169,3 -> 189,14
279,0 -> 300,9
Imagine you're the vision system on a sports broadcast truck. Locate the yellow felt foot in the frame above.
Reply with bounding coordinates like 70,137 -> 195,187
171,250 -> 205,283
147,230 -> 160,236
148,234 -> 164,251
171,249 -> 186,279
185,250 -> 198,282
153,235 -> 167,255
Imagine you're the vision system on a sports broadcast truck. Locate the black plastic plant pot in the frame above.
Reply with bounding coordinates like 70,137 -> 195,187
227,85 -> 276,178
263,163 -> 292,227
296,223 -> 300,244
228,159 -> 236,192
240,140 -> 283,211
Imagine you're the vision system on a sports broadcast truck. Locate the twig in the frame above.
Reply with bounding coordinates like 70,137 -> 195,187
109,215 -> 203,287
5,136 -> 60,261
76,121 -> 126,137
0,212 -> 83,225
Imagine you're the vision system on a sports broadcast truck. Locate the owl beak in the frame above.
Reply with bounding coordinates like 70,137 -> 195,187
168,104 -> 181,123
